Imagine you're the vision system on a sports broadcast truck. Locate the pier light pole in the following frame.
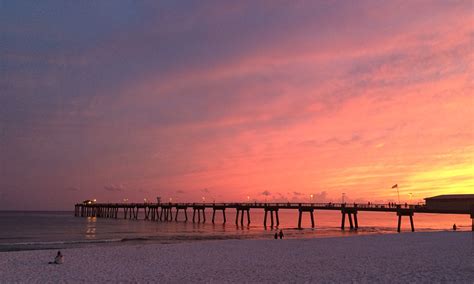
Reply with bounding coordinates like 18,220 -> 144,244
342,193 -> 346,204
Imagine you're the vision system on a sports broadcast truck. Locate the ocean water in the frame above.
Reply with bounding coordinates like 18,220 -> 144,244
0,210 -> 470,252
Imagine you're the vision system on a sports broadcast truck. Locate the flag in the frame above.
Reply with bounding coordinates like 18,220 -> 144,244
392,184 -> 398,189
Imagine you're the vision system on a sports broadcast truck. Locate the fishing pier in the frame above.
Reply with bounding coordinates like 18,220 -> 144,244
75,200 -> 474,232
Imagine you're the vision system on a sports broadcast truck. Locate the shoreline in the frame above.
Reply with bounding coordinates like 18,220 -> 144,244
1,231 -> 472,283
1,226 -> 468,253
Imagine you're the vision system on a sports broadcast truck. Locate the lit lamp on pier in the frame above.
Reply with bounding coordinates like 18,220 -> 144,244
310,194 -> 314,203
123,198 -> 128,203
144,198 -> 148,203
202,196 -> 206,202
247,196 -> 250,202
169,197 -> 172,203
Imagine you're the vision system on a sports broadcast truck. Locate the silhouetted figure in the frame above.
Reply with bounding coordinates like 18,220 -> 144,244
453,224 -> 457,231
274,232 -> 278,239
49,251 -> 63,264
279,230 -> 284,239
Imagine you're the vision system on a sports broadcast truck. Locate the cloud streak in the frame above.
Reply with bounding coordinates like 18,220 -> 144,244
0,1 -> 472,209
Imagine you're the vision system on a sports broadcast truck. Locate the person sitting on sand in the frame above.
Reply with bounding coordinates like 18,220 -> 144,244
453,224 -> 457,231
49,251 -> 64,264
279,230 -> 284,239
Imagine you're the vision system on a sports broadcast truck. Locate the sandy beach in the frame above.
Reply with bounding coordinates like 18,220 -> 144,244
0,232 -> 472,283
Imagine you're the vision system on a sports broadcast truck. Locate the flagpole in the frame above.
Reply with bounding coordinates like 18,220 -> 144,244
392,184 -> 400,205
397,186 -> 400,205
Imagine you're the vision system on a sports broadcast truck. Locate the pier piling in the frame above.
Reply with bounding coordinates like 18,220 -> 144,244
236,206 -> 250,225
264,207 -> 278,228
212,206 -> 226,224
341,207 -> 358,230
397,208 -> 415,232
297,205 -> 314,229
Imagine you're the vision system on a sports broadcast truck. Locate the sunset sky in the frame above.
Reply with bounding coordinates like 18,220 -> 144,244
1,1 -> 473,210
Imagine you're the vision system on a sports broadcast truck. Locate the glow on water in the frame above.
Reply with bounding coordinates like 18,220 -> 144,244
0,211 -> 470,252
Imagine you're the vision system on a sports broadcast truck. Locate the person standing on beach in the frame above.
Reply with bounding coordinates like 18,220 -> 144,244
274,232 -> 278,239
279,230 -> 284,239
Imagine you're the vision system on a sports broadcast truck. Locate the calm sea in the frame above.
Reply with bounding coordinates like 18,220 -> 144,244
0,210 -> 470,252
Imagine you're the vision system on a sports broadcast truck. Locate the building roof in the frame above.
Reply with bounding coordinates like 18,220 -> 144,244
425,194 -> 474,200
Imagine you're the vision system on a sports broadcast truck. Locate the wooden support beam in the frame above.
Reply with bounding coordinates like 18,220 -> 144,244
348,213 -> 354,229
310,211 -> 315,228
298,210 -> 302,229
241,209 -> 244,225
158,208 -> 163,221
354,213 -> 358,230
397,209 -> 414,233
144,208 -> 149,220
212,209 -> 216,223
193,209 -> 196,223
235,209 -> 240,225
341,212 -> 346,230
270,210 -> 274,227
275,210 -> 279,226
397,215 -> 402,233
264,210 -> 268,227
246,210 -> 250,225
